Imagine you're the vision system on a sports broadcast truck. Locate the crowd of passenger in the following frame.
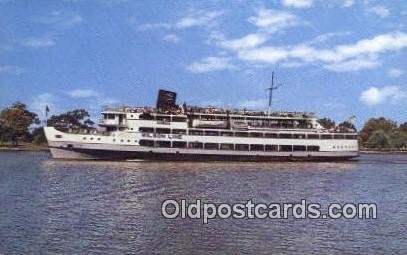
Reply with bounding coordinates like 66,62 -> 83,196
103,105 -> 315,119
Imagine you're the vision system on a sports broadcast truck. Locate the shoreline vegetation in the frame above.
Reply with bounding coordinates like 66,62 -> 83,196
0,143 -> 48,152
0,101 -> 406,153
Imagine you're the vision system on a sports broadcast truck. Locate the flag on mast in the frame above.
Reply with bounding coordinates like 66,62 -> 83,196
45,105 -> 50,125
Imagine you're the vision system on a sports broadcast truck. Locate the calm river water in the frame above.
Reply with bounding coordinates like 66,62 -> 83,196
0,152 -> 406,254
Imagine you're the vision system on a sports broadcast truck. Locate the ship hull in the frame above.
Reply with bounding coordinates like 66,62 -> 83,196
48,145 -> 358,162
44,127 -> 359,162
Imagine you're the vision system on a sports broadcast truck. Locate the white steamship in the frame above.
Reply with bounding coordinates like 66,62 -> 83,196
44,86 -> 359,161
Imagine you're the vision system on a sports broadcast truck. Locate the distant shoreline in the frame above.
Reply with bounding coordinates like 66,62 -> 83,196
359,150 -> 407,154
0,144 -> 49,152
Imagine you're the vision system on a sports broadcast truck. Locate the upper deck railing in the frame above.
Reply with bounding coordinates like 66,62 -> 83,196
101,105 -> 316,119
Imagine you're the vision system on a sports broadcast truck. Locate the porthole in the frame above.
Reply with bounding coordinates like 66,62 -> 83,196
83,137 -> 86,140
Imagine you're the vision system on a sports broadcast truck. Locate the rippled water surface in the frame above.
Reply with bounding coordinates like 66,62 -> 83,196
0,152 -> 406,254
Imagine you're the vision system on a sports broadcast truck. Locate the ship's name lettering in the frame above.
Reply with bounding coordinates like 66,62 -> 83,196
141,133 -> 182,139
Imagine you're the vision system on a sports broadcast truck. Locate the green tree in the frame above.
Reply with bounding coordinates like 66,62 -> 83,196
318,118 -> 335,129
0,102 -> 40,146
399,122 -> 407,133
390,131 -> 407,149
337,121 -> 357,133
32,127 -> 47,145
365,130 -> 393,149
47,109 -> 94,131
0,119 -> 10,143
359,117 -> 397,144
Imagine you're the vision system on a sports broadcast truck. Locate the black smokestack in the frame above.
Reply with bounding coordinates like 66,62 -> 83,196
156,89 -> 177,112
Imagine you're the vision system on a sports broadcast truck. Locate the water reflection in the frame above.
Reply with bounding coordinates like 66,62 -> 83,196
43,159 -> 360,172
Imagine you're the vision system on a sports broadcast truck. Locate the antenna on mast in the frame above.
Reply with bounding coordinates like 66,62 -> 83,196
266,71 -> 283,115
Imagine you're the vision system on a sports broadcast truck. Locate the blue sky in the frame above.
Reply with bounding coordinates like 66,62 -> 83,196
0,0 -> 406,128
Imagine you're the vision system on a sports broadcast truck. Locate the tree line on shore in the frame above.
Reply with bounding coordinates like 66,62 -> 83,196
0,101 -> 406,150
0,102 -> 94,146
318,117 -> 407,150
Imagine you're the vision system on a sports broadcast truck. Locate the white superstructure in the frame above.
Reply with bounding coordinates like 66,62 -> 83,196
44,90 -> 358,161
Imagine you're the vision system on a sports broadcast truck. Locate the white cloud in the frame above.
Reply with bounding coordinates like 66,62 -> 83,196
23,11 -> 82,49
209,8 -> 301,52
0,65 -> 25,75
34,11 -> 83,29
281,61 -> 306,68
175,10 -> 223,29
239,46 -> 288,63
360,86 -> 406,106
323,57 -> 380,72
388,68 -> 403,78
236,31 -> 407,72
67,89 -> 99,98
367,5 -> 390,18
215,33 -> 269,50
30,93 -> 56,119
163,34 -> 180,43
309,31 -> 352,44
138,22 -> 171,31
22,36 -> 55,48
342,0 -> 354,7
281,0 -> 313,9
248,8 -> 299,31
139,10 -> 223,31
187,57 -> 235,73
330,32 -> 407,61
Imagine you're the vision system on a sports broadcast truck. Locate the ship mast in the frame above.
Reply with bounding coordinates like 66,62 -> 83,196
266,71 -> 282,116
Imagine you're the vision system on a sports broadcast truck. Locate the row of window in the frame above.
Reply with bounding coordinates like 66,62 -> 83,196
56,134 -> 138,144
139,127 -> 357,140
139,140 -> 320,152
139,114 -> 187,122
57,135 -> 353,150
80,136 -> 138,143
103,114 -> 117,120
